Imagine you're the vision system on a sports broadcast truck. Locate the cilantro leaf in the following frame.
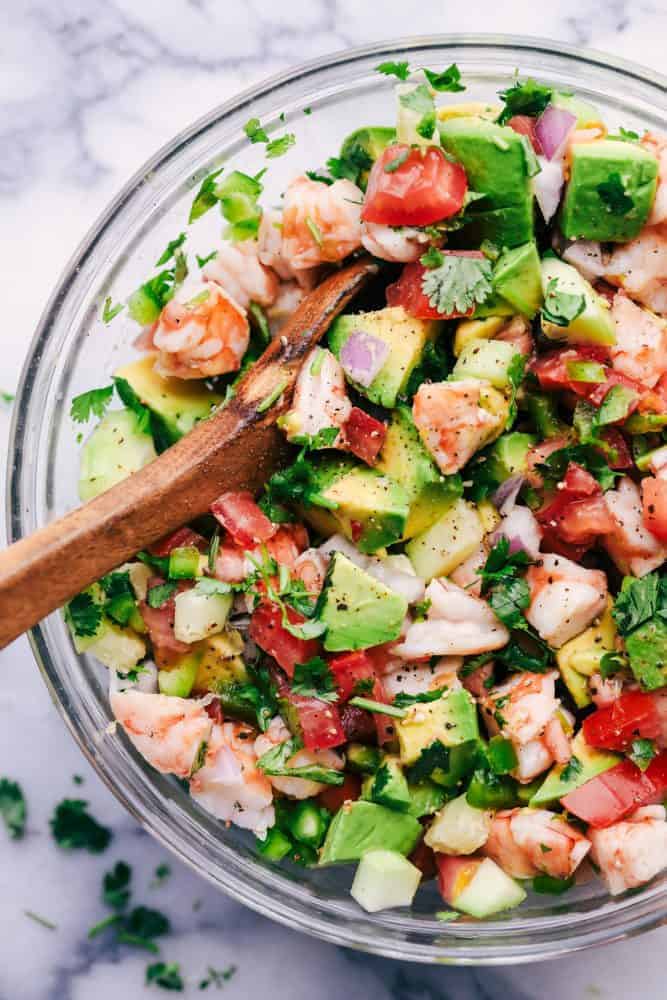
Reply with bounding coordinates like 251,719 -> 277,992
127,258 -> 188,326
50,799 -> 112,853
103,860 -> 132,910
121,905 -> 170,946
375,60 -> 411,80
393,688 -> 446,709
607,127 -> 640,143
146,961 -> 184,991
266,133 -> 296,159
423,63 -> 465,92
189,167 -> 224,223
66,592 -> 103,638
407,740 -> 450,784
612,572 -> 664,635
244,117 -> 269,143
147,583 -> 177,609
1,389 -> 15,404
399,83 -> 436,140
560,756 -> 583,784
489,577 -> 531,630
150,862 -> 171,888
497,77 -> 552,125
599,650 -> 626,679
257,739 -> 344,785
421,253 -> 493,316
195,250 -> 218,268
536,442 -> 620,492
597,172 -> 634,215
291,656 -> 338,702
507,353 -> 527,426
102,297 -> 124,324
629,738 -> 657,771
199,965 -> 237,990
402,338 -> 453,399
155,233 -> 186,266
70,385 -> 114,424
0,779 -> 26,839
326,143 -> 373,186
541,277 -> 586,327
481,536 -> 532,591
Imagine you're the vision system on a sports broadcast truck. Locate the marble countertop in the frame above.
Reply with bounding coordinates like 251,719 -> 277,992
1,2 -> 666,997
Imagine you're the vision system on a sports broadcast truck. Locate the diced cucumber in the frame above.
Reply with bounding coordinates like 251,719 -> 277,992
424,793 -> 492,855
350,849 -> 422,913
405,499 -> 484,581
453,857 -> 526,918
86,622 -> 146,673
452,339 -> 519,389
257,827 -> 293,861
158,650 -> 202,698
168,546 -> 202,579
173,589 -> 232,644
78,409 -> 156,502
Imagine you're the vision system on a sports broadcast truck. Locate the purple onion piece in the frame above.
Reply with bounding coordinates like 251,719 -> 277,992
489,530 -> 528,556
339,329 -> 389,388
492,475 -> 525,515
534,105 -> 577,161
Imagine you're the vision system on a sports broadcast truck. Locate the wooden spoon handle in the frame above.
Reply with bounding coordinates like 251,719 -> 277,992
0,257 -> 377,649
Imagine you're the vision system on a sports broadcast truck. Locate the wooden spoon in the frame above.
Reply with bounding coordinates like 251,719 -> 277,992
0,257 -> 378,649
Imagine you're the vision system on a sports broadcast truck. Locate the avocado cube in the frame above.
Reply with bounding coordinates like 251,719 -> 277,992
328,306 -> 440,408
363,757 -> 411,812
317,553 -> 408,652
455,204 -> 535,251
452,339 -> 519,390
625,617 -> 667,690
492,242 -> 543,318
114,356 -> 224,442
318,801 -> 421,864
192,628 -> 247,695
453,317 -> 507,357
540,256 -> 616,346
560,140 -> 658,243
485,431 -> 537,483
397,689 -> 479,766
530,732 -> 620,807
339,126 -> 396,188
346,743 -> 384,775
376,405 -> 462,539
406,780 -> 448,818
79,409 -> 157,502
405,498 -> 484,581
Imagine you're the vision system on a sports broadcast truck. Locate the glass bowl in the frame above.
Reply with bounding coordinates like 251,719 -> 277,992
8,35 -> 667,964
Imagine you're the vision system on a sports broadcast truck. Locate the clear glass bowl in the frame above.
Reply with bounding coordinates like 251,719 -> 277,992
8,35 -> 667,963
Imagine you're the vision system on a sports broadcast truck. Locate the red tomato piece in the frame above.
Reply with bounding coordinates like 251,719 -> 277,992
362,144 -> 468,227
149,526 -> 208,557
386,253 -> 485,321
210,491 -> 277,548
642,476 -> 667,543
537,462 -> 614,552
561,752 -> 667,828
318,773 -> 361,812
507,115 -> 543,153
248,602 -> 320,678
328,650 -> 377,702
530,346 -> 610,396
583,691 -> 662,751
370,676 -> 399,747
286,693 -> 347,751
436,853 -> 482,905
140,577 -> 191,667
344,407 -> 387,466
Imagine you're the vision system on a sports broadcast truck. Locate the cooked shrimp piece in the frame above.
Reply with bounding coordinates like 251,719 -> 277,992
152,281 -> 249,379
412,379 -> 504,475
609,292 -> 667,388
647,444 -> 667,478
513,739 -> 555,783
203,240 -> 279,309
267,282 -> 305,328
394,579 -> 509,659
526,553 -> 608,647
293,548 -> 328,594
450,543 -> 487,596
110,690 -> 212,778
360,221 -> 429,262
482,671 -> 560,746
642,133 -> 667,226
543,716 -> 573,765
258,208 -> 320,288
494,315 -> 534,356
281,176 -> 363,271
280,347 -> 351,443
589,805 -> 667,895
485,808 -> 591,880
603,476 -> 666,577
604,224 -> 667,315
189,721 -> 275,836
254,717 -> 343,799
382,657 -> 463,698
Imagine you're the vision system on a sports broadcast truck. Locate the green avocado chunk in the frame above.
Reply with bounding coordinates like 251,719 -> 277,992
362,758 -> 411,812
406,780 -> 448,818
317,553 -> 408,652
530,732 -> 620,806
78,409 -> 156,501
485,431 -> 537,483
318,801 -> 421,864
540,256 -> 616,346
492,241 -> 543,318
338,126 -> 396,188
625,617 -> 667,690
452,339 -> 519,390
560,139 -> 658,242
397,690 -> 480,766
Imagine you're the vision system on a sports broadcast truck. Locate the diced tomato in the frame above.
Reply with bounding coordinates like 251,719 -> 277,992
409,836 -> 438,879
642,476 -> 667,543
600,427 -> 633,470
537,462 -> 615,554
386,253 -> 485,320
284,692 -> 347,751
328,650 -> 377,702
507,115 -> 542,153
583,692 -> 662,751
362,144 -> 468,227
149,526 -> 207,557
248,601 -> 320,677
139,576 -> 191,667
561,751 -> 667,827
344,407 -> 386,466
210,491 -> 277,548
318,773 -> 361,812
436,853 -> 482,904
370,676 -> 399,747
531,346 -> 610,396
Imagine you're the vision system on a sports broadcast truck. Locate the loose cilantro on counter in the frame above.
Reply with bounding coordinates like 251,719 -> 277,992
146,961 -> 184,991
151,863 -> 172,889
103,860 -> 132,910
0,778 -> 26,839
199,965 -> 237,990
50,798 -> 112,853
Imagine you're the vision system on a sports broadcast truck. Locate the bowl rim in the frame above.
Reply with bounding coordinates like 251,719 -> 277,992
8,32 -> 667,965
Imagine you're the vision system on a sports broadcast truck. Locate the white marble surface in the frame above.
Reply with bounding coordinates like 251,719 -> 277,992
1,2 -> 666,997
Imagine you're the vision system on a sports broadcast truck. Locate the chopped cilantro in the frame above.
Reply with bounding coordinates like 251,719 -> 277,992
257,738 -> 344,785
375,60 -> 411,80
304,214 -> 323,247
103,860 -> 132,910
291,656 -> 338,702
65,591 -> 103,638
402,338 -> 454,399
120,905 -> 170,950
629,738 -> 657,771
607,127 -> 640,143
305,169 -> 333,185
1,389 -> 15,404
560,755 -> 583,784
393,688 -> 446,709
597,172 -> 634,214
151,863 -> 172,888
0,778 -> 26,839
102,296 -> 124,324
421,252 -> 493,316
189,167 -> 224,223
533,873 -> 575,895
70,385 -> 114,424
196,250 -> 218,268
248,300 -> 271,346
497,77 -> 552,125
423,63 -> 465,92
127,257 -> 188,326
399,83 -> 436,140
146,961 -> 184,991
24,910 -> 57,930
147,582 -> 178,609
348,696 -> 406,719
507,353 -> 527,426
156,233 -> 187,266
408,740 -> 450,783
412,598 -> 432,622
612,572 -> 665,635
266,133 -> 296,158
244,117 -> 269,143
326,144 -> 373,186
489,577 -> 531,630
199,964 -> 237,990
50,799 -> 112,853
599,651 -> 626,679
541,277 -> 586,327
537,442 -> 620,492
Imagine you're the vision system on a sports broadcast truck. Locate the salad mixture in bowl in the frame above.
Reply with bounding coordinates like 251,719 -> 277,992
61,59 -> 667,925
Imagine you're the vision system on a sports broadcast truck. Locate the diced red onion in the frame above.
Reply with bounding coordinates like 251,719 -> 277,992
535,106 -> 577,161
533,156 -> 565,223
490,506 -> 543,560
340,330 -> 389,388
317,533 -> 367,567
492,475 -> 525,515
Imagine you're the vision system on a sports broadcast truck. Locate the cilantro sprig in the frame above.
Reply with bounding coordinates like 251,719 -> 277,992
257,738 -> 344,785
420,250 -> 493,316
497,77 -> 552,125
70,385 -> 114,424
50,798 -> 112,853
541,277 -> 586,328
291,656 -> 338,702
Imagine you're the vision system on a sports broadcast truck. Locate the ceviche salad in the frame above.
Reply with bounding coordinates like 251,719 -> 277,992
65,64 -> 667,919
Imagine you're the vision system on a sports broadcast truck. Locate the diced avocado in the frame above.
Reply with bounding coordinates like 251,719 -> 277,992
625,412 -> 667,434
350,849 -> 422,912
79,409 -> 156,501
426,739 -> 480,791
405,498 -> 484,581
454,316 -> 507,356
397,689 -> 479,766
301,456 -> 410,554
477,499 -> 501,534
192,628 -> 247,695
453,857 -> 526,918
541,256 -> 616,346
492,242 -> 543,318
560,139 -> 658,242
376,405 -> 462,539
329,306 -> 440,408
363,757 -> 411,812
437,102 -> 500,122
158,649 -> 202,697
406,781 -> 448,818
558,658 -> 591,709
346,743 -> 384,775
173,588 -> 232,644
424,793 -> 492,854
318,801 -> 422,864
86,622 -> 146,673
551,91 -> 602,128
452,339 -> 519,390
338,126 -> 396,188
439,117 -> 535,247
114,356 -> 223,443
530,732 -> 620,806
625,617 -> 667,690
485,431 -> 537,483
472,290 -> 515,320
456,204 -> 535,251
317,553 -> 408,652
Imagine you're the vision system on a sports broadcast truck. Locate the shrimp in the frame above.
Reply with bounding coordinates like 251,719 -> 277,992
449,543 -> 487,596
258,208 -> 320,288
202,240 -> 279,309
642,133 -> 667,226
609,292 -> 667,388
494,315 -> 534,357
394,579 -> 509,659
280,347 -> 351,443
485,808 -> 591,880
360,221 -> 429,262
293,548 -> 328,594
281,176 -> 363,271
382,657 -> 463,699
110,690 -> 212,778
412,379 -> 504,475
152,280 -> 249,379
603,476 -> 666,577
604,223 -> 667,315
589,805 -> 667,895
254,717 -> 343,799
189,721 -> 275,836
526,553 -> 608,647
482,671 -> 560,746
